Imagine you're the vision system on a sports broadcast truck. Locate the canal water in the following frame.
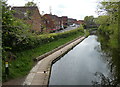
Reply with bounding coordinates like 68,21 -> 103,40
49,35 -> 110,85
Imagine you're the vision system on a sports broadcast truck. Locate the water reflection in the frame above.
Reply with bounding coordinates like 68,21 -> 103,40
49,35 -> 110,85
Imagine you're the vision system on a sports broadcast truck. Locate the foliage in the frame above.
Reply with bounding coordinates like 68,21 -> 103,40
95,15 -> 110,25
96,1 -> 120,85
97,1 -> 119,48
2,1 -> 37,78
25,1 -> 37,7
2,0 -> 35,52
84,30 -> 90,37
18,27 -> 84,51
84,16 -> 98,29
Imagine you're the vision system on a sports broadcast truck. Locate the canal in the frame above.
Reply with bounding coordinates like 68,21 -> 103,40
49,35 -> 110,85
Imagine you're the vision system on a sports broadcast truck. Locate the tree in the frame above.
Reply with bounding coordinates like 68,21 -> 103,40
84,16 -> 97,28
2,0 -> 34,52
25,1 -> 37,7
96,1 -> 120,86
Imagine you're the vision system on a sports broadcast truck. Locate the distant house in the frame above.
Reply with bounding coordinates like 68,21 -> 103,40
42,14 -> 54,32
51,15 -> 61,31
12,6 -> 42,33
58,17 -> 64,29
42,14 -> 61,32
68,18 -> 74,25
61,16 -> 68,29
68,18 -> 77,26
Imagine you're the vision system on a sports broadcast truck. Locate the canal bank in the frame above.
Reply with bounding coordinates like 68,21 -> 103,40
23,36 -> 86,85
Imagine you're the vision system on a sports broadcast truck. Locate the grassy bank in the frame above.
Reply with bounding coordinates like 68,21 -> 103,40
2,27 -> 84,81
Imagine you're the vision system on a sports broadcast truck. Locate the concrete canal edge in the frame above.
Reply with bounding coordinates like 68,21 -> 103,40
23,36 -> 86,85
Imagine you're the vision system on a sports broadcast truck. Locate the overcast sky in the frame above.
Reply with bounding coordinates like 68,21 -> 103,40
7,0 -> 100,20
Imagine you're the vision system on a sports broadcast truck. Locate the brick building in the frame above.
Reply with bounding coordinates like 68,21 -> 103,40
42,14 -> 54,32
51,15 -> 61,31
42,14 -> 61,32
68,18 -> 77,25
12,6 -> 42,33
61,16 -> 68,28
58,17 -> 64,29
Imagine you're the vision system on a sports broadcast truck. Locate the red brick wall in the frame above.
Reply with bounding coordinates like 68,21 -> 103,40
30,8 -> 41,32
42,14 -> 59,32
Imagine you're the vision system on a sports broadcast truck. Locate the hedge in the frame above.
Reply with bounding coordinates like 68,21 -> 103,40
13,27 -> 84,51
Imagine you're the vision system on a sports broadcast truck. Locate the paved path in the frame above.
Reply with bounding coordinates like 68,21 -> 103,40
23,36 -> 85,85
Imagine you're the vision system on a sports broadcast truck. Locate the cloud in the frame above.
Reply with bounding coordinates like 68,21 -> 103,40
7,0 -> 99,20
57,4 -> 66,9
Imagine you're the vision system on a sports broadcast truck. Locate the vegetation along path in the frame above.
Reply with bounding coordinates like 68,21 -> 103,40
3,27 -> 88,85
